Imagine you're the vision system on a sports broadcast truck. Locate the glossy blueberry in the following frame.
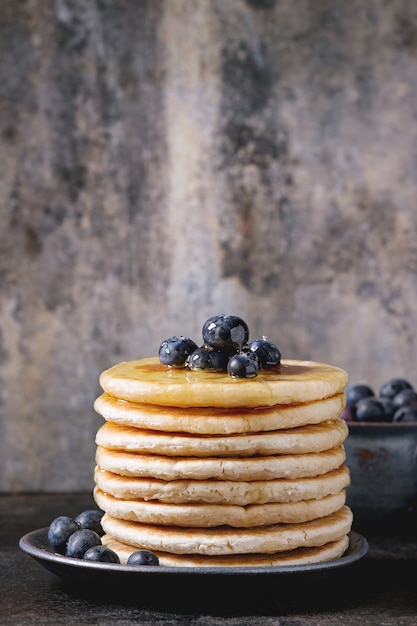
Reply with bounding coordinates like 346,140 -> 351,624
202,315 -> 249,350
392,389 -> 417,410
127,550 -> 160,566
75,509 -> 104,536
83,545 -> 120,563
159,336 -> 198,367
47,516 -> 80,552
248,338 -> 281,368
188,346 -> 232,371
65,529 -> 102,559
393,406 -> 417,423
227,353 -> 259,379
345,384 -> 374,407
379,378 -> 413,400
355,397 -> 388,423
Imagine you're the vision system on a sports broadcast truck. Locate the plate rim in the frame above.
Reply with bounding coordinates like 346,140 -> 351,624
19,527 -> 368,577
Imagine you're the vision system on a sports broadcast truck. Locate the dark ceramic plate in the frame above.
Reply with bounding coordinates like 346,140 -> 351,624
19,528 -> 369,611
19,528 -> 367,584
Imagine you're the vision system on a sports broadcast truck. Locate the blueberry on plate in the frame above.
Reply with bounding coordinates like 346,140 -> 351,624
248,338 -> 281,368
227,353 -> 259,379
65,529 -> 102,559
379,378 -> 413,400
188,346 -> 231,371
355,397 -> 388,422
47,516 -> 80,553
83,545 -> 120,563
202,315 -> 249,351
159,336 -> 198,367
75,509 -> 104,536
393,406 -> 417,423
345,384 -> 374,408
127,550 -> 160,566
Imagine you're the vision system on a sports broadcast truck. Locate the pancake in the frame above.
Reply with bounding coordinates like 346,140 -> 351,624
100,505 -> 353,555
95,445 -> 346,481
95,419 -> 348,457
99,358 -> 348,408
94,486 -> 346,527
102,533 -> 350,567
94,392 -> 346,435
94,465 -> 351,504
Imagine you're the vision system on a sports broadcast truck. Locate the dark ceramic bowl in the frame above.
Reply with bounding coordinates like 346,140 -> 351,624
344,421 -> 417,522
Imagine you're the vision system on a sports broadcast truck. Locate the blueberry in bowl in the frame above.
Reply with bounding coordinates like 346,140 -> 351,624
342,378 -> 417,522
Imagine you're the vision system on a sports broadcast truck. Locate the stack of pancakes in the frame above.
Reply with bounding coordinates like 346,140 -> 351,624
93,357 -> 352,567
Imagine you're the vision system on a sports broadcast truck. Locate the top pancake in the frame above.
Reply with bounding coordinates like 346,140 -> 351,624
99,357 -> 348,408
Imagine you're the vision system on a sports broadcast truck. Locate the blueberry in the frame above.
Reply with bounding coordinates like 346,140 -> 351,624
248,338 -> 281,368
65,529 -> 102,559
188,346 -> 232,371
377,396 -> 395,421
227,353 -> 259,379
393,406 -> 417,423
392,389 -> 417,410
75,509 -> 104,536
379,378 -> 413,400
159,336 -> 198,367
345,384 -> 374,407
47,516 -> 80,553
83,545 -> 120,563
127,550 -> 160,566
202,315 -> 249,350
355,397 -> 388,422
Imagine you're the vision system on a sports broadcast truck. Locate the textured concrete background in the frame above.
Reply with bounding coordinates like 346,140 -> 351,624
1,0 -> 417,492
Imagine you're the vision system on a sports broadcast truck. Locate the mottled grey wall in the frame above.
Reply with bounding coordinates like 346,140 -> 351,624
1,0 -> 417,491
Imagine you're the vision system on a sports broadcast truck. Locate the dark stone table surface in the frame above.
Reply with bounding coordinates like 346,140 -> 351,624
2,492 -> 417,624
